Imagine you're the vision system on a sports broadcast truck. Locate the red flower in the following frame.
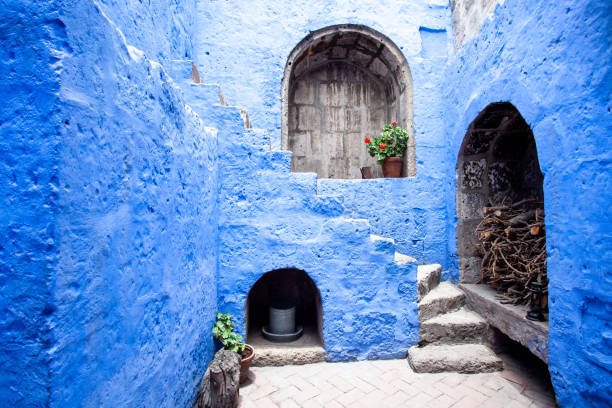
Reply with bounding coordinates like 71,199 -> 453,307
380,143 -> 386,149
364,137 -> 371,143
387,139 -> 392,143
392,121 -> 397,126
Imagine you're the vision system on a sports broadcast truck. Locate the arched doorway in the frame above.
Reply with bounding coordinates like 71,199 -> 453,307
281,24 -> 415,179
245,269 -> 323,347
456,102 -> 545,287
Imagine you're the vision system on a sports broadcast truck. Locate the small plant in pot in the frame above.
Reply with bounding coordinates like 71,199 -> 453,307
364,121 -> 409,178
212,312 -> 254,383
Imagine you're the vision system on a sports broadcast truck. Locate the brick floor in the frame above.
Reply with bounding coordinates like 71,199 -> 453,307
239,354 -> 557,407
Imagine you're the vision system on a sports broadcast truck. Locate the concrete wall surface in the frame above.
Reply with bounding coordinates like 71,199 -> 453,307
1,0 -> 219,407
443,0 -> 612,405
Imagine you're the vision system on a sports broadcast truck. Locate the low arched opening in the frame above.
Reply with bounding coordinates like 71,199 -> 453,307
245,269 -> 323,347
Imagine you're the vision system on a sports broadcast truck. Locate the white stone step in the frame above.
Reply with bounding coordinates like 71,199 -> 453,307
252,345 -> 326,367
408,344 -> 503,373
394,252 -> 416,264
369,234 -> 394,244
369,234 -> 395,254
420,308 -> 487,345
419,281 -> 465,321
417,264 -> 441,301
239,107 -> 252,128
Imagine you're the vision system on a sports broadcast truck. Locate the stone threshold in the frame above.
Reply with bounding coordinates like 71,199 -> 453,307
459,283 -> 549,363
248,325 -> 326,367
251,344 -> 326,367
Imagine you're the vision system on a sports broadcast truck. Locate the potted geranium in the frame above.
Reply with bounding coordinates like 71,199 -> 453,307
364,121 -> 409,178
212,312 -> 254,383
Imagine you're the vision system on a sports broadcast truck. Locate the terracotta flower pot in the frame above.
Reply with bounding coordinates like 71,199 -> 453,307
382,157 -> 403,178
239,344 -> 254,383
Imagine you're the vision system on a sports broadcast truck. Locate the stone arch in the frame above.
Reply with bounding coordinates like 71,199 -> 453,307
245,268 -> 323,346
281,24 -> 415,179
456,102 -> 545,283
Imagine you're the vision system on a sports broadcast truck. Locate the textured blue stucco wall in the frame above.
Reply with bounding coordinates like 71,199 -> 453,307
193,0 -> 453,360
196,0 -> 454,271
169,73 -> 422,360
216,133 -> 420,360
2,0 -> 219,406
4,0 -> 611,406
48,1 -> 219,406
0,1 -> 62,405
96,0 -> 198,65
443,0 -> 612,405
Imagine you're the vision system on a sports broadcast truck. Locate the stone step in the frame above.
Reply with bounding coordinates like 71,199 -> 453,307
241,129 -> 271,150
369,234 -> 395,254
308,194 -> 344,216
420,308 -> 487,345
417,264 -> 442,301
408,344 -> 503,373
169,59 -> 196,82
252,345 -> 326,367
239,107 -> 252,129
395,252 -> 417,265
263,150 -> 292,172
419,281 -> 465,321
186,82 -> 222,106
189,103 -> 246,136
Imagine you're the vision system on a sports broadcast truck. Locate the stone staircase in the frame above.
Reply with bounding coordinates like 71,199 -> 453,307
167,60 -> 503,371
408,265 -> 503,373
169,59 -> 426,363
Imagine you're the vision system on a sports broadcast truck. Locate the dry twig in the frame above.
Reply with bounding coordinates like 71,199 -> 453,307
475,198 -> 548,304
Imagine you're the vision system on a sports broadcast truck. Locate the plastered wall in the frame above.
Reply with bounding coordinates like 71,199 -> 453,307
2,0 -> 611,406
443,0 -> 612,405
196,0 -> 453,266
1,0 -> 219,406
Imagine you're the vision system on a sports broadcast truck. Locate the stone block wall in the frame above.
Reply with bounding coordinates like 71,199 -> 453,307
443,0 -> 612,405
450,0 -> 506,49
289,64 -> 388,179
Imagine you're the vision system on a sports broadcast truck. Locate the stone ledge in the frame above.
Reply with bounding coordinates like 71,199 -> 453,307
459,283 -> 548,363
252,345 -> 326,367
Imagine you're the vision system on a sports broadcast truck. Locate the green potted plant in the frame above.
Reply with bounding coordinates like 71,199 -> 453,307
212,312 -> 254,383
364,121 -> 409,177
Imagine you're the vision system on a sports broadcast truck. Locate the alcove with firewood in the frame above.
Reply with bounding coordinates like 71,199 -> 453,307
456,102 -> 550,366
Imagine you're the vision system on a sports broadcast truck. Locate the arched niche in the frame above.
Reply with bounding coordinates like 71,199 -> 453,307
245,269 -> 323,346
456,102 -> 544,283
281,24 -> 415,179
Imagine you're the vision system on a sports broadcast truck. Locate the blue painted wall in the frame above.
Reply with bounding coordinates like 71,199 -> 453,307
196,0 -> 454,271
442,0 -> 612,405
0,1 -> 62,405
192,0 -> 454,360
48,1 -> 219,406
2,0 -> 611,406
1,0 -> 219,406
96,0 -> 198,65
215,141 -> 420,361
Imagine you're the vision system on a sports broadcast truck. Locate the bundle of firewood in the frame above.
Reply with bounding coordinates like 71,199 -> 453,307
474,198 -> 547,305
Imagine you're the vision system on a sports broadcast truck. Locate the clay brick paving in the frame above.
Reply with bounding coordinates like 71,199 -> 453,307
239,358 -> 556,407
